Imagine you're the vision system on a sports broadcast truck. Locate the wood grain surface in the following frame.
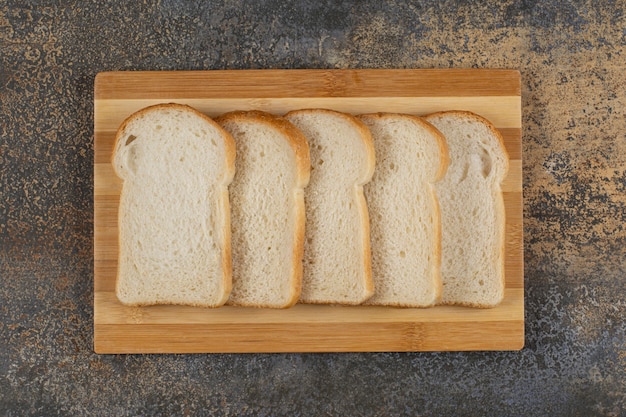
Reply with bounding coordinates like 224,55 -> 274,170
94,69 -> 523,353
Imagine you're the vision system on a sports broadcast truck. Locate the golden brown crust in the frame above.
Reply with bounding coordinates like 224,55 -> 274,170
358,112 -> 450,183
112,103 -> 236,177
216,110 -> 310,308
437,296 -> 503,309
285,108 -> 376,185
216,110 -> 311,187
112,103 -> 236,307
424,110 -> 509,180
218,183 -> 234,306
429,185 -> 443,305
350,114 -> 376,300
285,186 -> 306,308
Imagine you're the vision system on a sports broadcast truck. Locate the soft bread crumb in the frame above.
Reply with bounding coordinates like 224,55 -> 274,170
112,103 -> 235,307
424,111 -> 509,308
285,109 -> 375,305
217,111 -> 310,308
359,113 -> 448,307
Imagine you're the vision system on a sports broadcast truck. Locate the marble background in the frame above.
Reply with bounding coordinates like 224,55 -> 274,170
1,1 -> 624,415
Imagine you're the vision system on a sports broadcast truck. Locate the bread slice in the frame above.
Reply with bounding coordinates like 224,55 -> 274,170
284,109 -> 375,304
216,111 -> 310,308
357,113 -> 449,307
424,111 -> 509,308
112,103 -> 236,307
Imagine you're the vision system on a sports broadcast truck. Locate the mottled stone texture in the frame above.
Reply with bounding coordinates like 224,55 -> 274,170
0,0 -> 624,415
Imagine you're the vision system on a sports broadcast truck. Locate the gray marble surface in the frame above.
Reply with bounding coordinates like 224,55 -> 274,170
1,1 -> 624,415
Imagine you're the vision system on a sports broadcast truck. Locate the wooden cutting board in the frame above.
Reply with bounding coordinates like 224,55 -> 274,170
94,69 -> 523,353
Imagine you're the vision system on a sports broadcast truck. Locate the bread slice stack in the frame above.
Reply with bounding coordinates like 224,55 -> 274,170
112,104 -> 508,309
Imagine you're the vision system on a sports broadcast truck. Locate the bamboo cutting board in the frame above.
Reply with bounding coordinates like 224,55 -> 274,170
94,69 -> 523,353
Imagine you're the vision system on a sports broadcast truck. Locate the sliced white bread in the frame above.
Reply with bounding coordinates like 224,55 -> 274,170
358,113 -> 449,307
424,111 -> 509,308
112,103 -> 236,307
216,111 -> 310,308
284,109 -> 375,304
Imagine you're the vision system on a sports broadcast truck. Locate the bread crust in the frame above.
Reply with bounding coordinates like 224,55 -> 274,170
112,103 -> 236,307
284,108 -> 376,304
424,110 -> 509,179
216,110 -> 311,188
216,110 -> 310,308
424,110 -> 509,308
